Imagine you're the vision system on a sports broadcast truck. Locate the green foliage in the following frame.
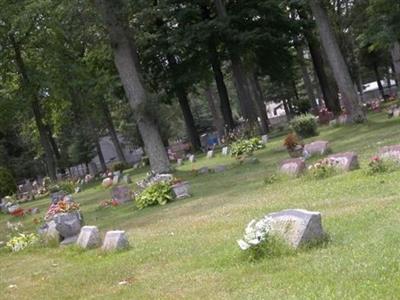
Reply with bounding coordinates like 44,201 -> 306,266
290,114 -> 318,138
230,137 -> 264,158
243,236 -> 295,261
365,156 -> 396,175
283,133 -> 300,152
307,159 -> 337,180
111,162 -> 130,173
135,182 -> 173,210
0,167 -> 16,198
6,233 -> 39,252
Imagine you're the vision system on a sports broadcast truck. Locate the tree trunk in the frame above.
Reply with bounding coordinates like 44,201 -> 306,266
298,8 -> 341,115
204,86 -> 225,138
390,41 -> 400,96
309,0 -> 365,122
373,63 -> 385,99
214,0 -> 258,123
176,89 -> 202,151
248,73 -> 269,134
295,44 -> 318,108
101,104 -> 127,164
95,0 -> 170,173
207,39 -> 235,130
95,138 -> 107,172
9,33 -> 57,181
45,125 -> 61,160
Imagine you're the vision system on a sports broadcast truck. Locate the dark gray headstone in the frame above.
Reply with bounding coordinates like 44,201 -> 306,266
172,182 -> 191,199
53,212 -> 83,239
111,186 -> 132,204
198,167 -> 209,174
214,165 -> 227,173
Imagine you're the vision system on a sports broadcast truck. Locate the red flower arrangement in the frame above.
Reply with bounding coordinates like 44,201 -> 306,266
10,208 -> 25,217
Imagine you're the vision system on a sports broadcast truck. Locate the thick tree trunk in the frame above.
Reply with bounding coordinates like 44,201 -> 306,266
96,0 -> 170,173
9,34 -> 57,180
390,41 -> 400,96
207,39 -> 235,130
95,138 -> 107,172
204,86 -> 225,138
295,44 -> 318,108
373,63 -> 385,99
298,8 -> 341,115
45,125 -> 61,160
101,104 -> 127,164
176,89 -> 202,151
248,73 -> 269,134
309,0 -> 365,122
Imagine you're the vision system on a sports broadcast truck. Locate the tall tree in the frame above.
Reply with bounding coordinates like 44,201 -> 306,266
95,0 -> 170,173
309,0 -> 365,122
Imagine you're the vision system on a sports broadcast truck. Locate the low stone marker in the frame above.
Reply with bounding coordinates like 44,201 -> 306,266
111,186 -> 133,204
102,230 -> 129,251
206,150 -> 214,159
266,209 -> 325,248
394,108 -> 400,118
279,158 -> 305,176
102,178 -> 113,188
221,147 -> 229,156
241,157 -> 259,165
122,175 -> 132,184
53,212 -> 83,244
77,226 -> 101,249
112,174 -> 121,185
197,167 -> 209,174
214,165 -> 227,173
327,152 -> 359,171
261,134 -> 269,144
172,182 -> 191,199
378,145 -> 400,161
40,220 -> 60,243
303,140 -> 330,157
189,155 -> 196,163
177,158 -> 183,166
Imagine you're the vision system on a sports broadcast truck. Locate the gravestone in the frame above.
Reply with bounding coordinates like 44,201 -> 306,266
189,154 -> 196,163
265,209 -> 325,248
303,141 -> 330,157
214,165 -> 227,173
378,145 -> 400,161
50,192 -> 66,204
53,212 -> 83,241
279,158 -> 305,176
112,174 -> 121,185
122,175 -> 132,184
221,147 -> 229,156
393,108 -> 400,118
177,158 -> 183,166
88,162 -> 98,176
206,150 -> 214,159
261,135 -> 269,144
102,230 -> 129,251
241,157 -> 259,165
111,186 -> 132,204
327,152 -> 359,171
172,182 -> 191,199
40,220 -> 60,243
198,167 -> 209,175
77,226 -> 101,249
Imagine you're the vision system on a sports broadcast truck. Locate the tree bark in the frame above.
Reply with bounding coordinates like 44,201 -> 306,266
373,63 -> 385,99
95,138 -> 107,172
309,0 -> 365,122
207,39 -> 235,130
295,44 -> 318,108
298,8 -> 341,115
176,89 -> 202,151
204,86 -> 225,138
390,41 -> 400,96
9,33 -> 57,180
95,0 -> 170,173
101,104 -> 127,164
248,73 -> 269,134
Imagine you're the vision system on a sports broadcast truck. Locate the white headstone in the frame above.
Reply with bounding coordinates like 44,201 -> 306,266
102,230 -> 129,251
206,150 -> 214,159
177,158 -> 183,166
261,135 -> 269,144
303,141 -> 330,157
77,226 -> 101,249
221,147 -> 229,156
214,165 -> 226,173
189,155 -> 196,163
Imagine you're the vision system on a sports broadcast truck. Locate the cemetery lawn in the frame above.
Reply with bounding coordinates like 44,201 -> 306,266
2,112 -> 400,300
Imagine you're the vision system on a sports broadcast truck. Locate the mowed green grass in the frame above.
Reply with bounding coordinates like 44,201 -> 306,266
1,112 -> 400,299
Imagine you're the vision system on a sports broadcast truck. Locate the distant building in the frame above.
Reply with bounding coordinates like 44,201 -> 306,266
361,80 -> 397,101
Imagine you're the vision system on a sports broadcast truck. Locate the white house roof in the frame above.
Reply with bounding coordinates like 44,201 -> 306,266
362,80 -> 396,93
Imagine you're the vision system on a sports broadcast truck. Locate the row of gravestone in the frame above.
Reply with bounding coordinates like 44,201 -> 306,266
77,226 -> 129,251
177,134 -> 269,166
280,141 -> 400,176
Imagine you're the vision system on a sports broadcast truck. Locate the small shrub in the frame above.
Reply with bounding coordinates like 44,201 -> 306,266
230,137 -> 264,158
0,167 -> 16,198
111,162 -> 130,172
58,181 -> 76,194
6,233 -> 39,252
135,182 -> 173,210
283,133 -> 301,152
365,156 -> 396,175
263,174 -> 279,185
290,114 -> 318,138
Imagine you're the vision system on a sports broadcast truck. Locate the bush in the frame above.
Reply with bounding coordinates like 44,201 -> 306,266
0,167 -> 16,198
6,233 -> 39,252
365,156 -> 395,175
283,133 -> 300,152
230,137 -> 264,158
307,158 -> 338,179
135,181 -> 173,210
290,114 -> 318,138
111,162 -> 130,172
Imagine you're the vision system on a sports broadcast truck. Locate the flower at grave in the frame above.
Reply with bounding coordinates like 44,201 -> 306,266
10,207 -> 25,217
6,233 -> 38,252
237,217 -> 273,251
45,199 -> 80,221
